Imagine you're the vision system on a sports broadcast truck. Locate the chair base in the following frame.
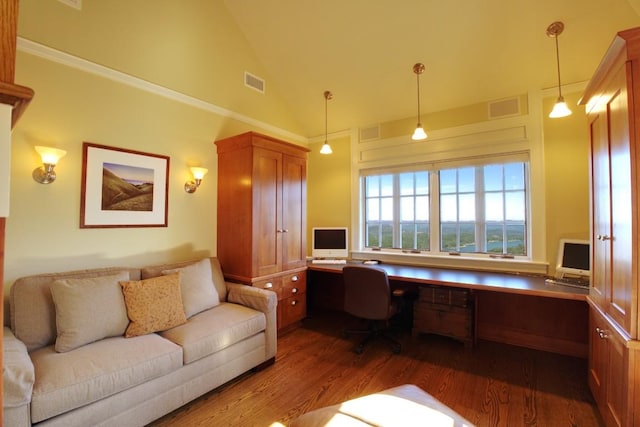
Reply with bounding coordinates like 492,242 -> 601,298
343,319 -> 401,354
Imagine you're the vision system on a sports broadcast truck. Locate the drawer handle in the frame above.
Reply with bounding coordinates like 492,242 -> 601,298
264,282 -> 273,289
292,288 -> 298,294
595,327 -> 608,339
291,275 -> 299,282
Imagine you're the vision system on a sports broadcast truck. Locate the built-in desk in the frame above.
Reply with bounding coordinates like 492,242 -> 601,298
307,261 -> 589,357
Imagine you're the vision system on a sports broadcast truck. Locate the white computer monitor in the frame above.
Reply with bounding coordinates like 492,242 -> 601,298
555,238 -> 590,278
312,227 -> 348,259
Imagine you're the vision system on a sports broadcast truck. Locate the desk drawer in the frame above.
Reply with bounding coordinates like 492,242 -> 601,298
419,286 -> 470,308
413,304 -> 473,342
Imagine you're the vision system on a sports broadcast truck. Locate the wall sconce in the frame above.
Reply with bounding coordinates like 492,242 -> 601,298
32,146 -> 66,184
411,63 -> 427,140
547,21 -> 572,118
320,90 -> 333,154
184,167 -> 208,193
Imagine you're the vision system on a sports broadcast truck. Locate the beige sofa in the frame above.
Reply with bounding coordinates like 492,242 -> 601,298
3,257 -> 277,427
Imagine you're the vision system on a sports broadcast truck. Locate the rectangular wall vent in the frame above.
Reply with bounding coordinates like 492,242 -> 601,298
360,124 -> 380,142
488,97 -> 520,119
57,0 -> 82,10
244,71 -> 265,94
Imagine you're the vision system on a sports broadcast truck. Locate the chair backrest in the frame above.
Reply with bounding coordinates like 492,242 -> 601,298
343,265 -> 392,320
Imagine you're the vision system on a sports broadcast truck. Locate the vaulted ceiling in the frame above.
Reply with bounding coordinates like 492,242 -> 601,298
224,0 -> 640,137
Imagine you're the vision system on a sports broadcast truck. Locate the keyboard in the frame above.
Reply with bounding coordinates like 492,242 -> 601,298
545,277 -> 589,289
311,259 -> 347,264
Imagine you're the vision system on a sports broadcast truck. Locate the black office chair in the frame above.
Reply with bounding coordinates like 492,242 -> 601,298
342,265 -> 402,354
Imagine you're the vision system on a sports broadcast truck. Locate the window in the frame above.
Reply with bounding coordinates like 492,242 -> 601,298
363,161 -> 528,257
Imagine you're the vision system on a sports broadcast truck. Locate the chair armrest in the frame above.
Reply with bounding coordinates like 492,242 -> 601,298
3,327 -> 35,408
226,283 -> 278,359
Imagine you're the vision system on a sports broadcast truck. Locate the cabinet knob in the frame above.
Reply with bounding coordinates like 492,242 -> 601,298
291,275 -> 298,282
283,229 -> 289,233
597,234 -> 611,241
264,282 -> 273,289
292,287 -> 298,294
596,327 -> 608,339
291,300 -> 298,306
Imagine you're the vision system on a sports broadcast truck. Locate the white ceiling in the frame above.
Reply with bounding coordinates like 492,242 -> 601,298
223,0 -> 640,138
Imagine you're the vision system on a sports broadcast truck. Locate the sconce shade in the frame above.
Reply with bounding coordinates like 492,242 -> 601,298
185,166 -> 208,193
321,90 -> 333,154
412,63 -> 427,140
33,146 -> 66,184
190,167 -> 208,180
35,146 -> 66,165
547,21 -> 572,118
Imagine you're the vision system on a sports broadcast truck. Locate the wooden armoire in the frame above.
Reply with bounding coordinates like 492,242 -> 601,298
580,27 -> 640,427
215,132 -> 309,334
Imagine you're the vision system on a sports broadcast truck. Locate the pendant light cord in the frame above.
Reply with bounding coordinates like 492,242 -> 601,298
555,36 -> 563,98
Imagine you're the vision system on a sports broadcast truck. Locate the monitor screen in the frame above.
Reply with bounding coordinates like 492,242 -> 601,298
312,227 -> 348,259
555,238 -> 590,278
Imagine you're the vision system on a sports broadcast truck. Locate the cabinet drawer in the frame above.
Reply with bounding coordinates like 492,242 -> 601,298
413,303 -> 473,343
279,295 -> 306,329
419,286 -> 470,308
282,271 -> 306,298
253,277 -> 283,298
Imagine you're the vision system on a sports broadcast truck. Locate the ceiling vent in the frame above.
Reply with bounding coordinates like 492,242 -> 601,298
57,0 -> 82,9
244,71 -> 265,94
488,97 -> 520,119
360,124 -> 380,142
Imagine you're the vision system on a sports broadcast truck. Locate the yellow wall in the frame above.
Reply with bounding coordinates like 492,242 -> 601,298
306,135 -> 352,254
542,91 -> 591,274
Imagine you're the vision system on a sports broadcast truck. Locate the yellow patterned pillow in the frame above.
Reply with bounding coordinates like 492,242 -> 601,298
120,273 -> 187,338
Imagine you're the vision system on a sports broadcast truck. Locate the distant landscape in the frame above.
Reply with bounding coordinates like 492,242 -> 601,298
101,165 -> 154,211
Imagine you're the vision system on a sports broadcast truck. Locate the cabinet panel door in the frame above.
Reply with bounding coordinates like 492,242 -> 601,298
607,68 -> 633,334
588,308 -> 607,407
590,112 -> 610,309
254,148 -> 282,277
604,325 -> 626,427
282,155 -> 307,271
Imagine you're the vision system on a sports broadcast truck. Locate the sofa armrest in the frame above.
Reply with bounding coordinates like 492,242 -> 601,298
226,283 -> 277,359
3,327 -> 35,408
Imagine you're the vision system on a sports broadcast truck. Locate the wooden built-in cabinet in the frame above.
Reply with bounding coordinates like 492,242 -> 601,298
215,132 -> 309,333
581,27 -> 640,427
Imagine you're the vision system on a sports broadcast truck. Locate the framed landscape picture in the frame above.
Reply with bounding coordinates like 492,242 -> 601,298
80,142 -> 170,228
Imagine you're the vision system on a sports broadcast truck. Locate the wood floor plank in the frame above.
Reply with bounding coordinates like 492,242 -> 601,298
149,312 -> 604,427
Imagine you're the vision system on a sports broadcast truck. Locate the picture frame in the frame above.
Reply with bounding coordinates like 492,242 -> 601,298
80,142 -> 170,228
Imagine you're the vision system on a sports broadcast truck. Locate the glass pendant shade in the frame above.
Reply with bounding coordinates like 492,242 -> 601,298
549,96 -> 572,118
412,125 -> 427,140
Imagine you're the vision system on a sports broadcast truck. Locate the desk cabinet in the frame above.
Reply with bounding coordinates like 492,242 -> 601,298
581,27 -> 640,426
215,132 -> 309,333
413,285 -> 475,346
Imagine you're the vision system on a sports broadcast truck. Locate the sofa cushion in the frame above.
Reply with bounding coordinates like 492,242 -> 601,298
29,334 -> 183,423
160,302 -> 266,364
120,273 -> 187,337
142,257 -> 228,302
162,258 -> 220,318
10,267 -> 140,352
50,271 -> 130,352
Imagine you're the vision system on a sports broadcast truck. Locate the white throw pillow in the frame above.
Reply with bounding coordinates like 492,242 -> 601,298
50,271 -> 130,352
162,258 -> 220,318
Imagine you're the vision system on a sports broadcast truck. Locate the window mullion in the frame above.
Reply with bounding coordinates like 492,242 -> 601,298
476,167 -> 486,252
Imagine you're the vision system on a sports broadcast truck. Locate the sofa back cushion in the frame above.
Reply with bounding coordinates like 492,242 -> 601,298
10,267 -> 140,352
141,257 -> 228,303
161,258 -> 220,318
50,271 -> 131,352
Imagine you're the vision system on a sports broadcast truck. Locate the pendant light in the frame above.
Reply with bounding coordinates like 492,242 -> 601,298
547,21 -> 572,118
411,63 -> 427,140
320,90 -> 333,154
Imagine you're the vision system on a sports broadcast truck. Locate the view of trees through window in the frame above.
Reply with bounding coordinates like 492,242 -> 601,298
364,162 -> 527,256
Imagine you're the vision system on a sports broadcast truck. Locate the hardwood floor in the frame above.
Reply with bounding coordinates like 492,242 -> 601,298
149,312 -> 604,427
